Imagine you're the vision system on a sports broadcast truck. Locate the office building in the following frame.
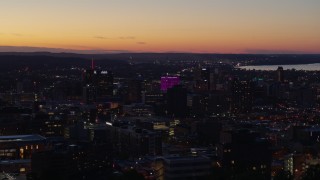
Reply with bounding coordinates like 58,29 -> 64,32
166,85 -> 188,118
162,155 -> 211,180
277,66 -> 284,83
161,76 -> 180,92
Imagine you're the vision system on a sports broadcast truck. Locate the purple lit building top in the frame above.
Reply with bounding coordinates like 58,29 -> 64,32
161,76 -> 180,91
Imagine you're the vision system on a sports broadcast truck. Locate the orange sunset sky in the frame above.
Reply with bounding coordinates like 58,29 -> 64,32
0,0 -> 319,54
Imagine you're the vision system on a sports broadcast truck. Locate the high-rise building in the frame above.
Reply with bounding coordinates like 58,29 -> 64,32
231,78 -> 254,113
94,70 -> 114,98
218,130 -> 272,179
166,85 -> 188,118
83,69 -> 96,104
161,76 -> 180,92
277,66 -> 284,82
194,68 -> 215,92
83,85 -> 96,104
126,78 -> 143,103
82,69 -> 113,103
83,69 -> 94,84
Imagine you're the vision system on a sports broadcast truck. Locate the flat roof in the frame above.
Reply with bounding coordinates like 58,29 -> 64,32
0,134 -> 46,143
163,155 -> 211,162
0,159 -> 31,165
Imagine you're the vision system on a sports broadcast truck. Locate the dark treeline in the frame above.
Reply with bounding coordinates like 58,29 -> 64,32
1,53 -> 320,72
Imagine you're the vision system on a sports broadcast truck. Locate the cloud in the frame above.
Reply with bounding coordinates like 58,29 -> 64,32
0,33 -> 24,37
94,36 -> 110,40
94,36 -> 136,40
137,42 -> 146,45
119,36 -> 135,40
12,33 -> 23,37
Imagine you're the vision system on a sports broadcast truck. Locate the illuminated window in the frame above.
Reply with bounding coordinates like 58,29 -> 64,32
20,148 -> 24,159
20,168 -> 26,172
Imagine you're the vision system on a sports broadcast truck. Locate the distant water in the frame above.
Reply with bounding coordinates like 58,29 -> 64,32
239,63 -> 320,71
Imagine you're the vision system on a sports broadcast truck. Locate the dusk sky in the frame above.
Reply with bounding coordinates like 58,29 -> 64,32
0,0 -> 319,54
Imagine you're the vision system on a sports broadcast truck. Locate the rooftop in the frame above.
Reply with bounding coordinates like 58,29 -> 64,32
0,159 -> 31,165
163,155 -> 211,162
0,134 -> 46,143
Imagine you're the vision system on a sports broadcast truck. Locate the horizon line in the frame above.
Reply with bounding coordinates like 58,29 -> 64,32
0,45 -> 319,55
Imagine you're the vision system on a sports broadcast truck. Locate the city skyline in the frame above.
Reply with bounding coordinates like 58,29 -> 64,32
1,0 -> 320,54
2,1 -> 320,179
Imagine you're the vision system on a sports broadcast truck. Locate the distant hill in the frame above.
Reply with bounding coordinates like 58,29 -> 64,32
0,53 -> 320,71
